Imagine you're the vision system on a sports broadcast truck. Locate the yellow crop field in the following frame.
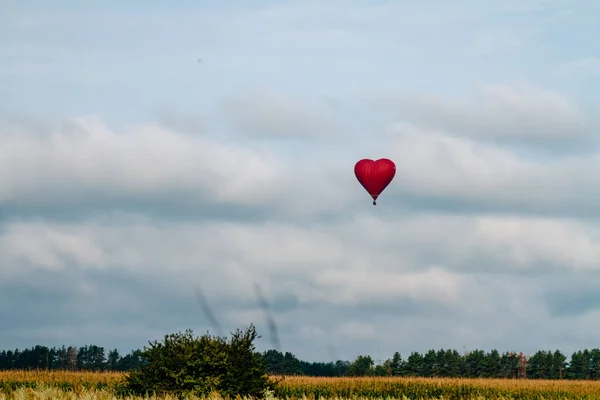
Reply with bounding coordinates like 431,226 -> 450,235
0,370 -> 126,385
274,375 -> 600,399
2,370 -> 600,399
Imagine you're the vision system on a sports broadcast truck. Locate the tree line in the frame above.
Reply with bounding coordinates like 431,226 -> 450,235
0,345 -> 144,372
264,348 -> 600,379
1,344 -> 599,380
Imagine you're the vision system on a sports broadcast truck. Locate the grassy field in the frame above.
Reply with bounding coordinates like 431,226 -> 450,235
2,370 -> 600,399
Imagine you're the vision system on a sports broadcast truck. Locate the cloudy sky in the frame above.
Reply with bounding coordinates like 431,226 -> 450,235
2,0 -> 600,363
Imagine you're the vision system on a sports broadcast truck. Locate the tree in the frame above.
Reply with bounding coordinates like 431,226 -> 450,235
527,351 -> 543,379
405,352 -> 424,376
590,349 -> 600,380
66,346 -> 77,370
125,329 -> 228,397
118,349 -> 145,371
124,324 -> 271,398
90,345 -> 106,371
464,350 -> 485,378
263,349 -> 285,374
483,349 -> 501,378
517,352 -> 528,378
347,355 -> 374,376
373,360 -> 392,376
107,349 -> 120,370
447,349 -> 466,377
390,352 -> 405,376
500,352 -> 519,378
281,352 -> 303,375
217,325 -> 273,398
552,350 -> 567,379
422,349 -> 437,377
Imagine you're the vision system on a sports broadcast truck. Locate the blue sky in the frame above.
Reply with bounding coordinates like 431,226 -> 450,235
2,0 -> 600,363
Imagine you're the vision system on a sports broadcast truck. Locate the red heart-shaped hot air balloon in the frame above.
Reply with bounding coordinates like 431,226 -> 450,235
354,158 -> 396,205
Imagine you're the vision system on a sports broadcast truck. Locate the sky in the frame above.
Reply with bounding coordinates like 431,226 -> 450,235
2,0 -> 600,364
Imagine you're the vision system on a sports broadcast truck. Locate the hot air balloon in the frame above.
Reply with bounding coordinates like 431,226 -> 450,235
354,158 -> 396,205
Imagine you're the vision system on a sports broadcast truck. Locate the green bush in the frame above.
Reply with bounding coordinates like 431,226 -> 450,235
218,323 -> 273,398
124,324 -> 272,398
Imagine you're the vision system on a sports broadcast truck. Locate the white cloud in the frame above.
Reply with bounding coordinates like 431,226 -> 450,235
3,137 -> 600,360
3,0 -> 600,361
384,83 -> 589,144
221,89 -> 335,139
384,122 -> 600,215
476,217 -> 600,271
313,266 -> 466,306
1,223 -> 106,271
0,116 -> 284,206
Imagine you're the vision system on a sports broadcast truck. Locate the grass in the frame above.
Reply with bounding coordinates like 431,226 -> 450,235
2,370 -> 600,399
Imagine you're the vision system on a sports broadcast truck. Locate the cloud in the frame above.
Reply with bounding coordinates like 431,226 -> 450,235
382,84 -> 591,148
3,193 -> 600,359
2,91 -> 600,361
383,123 -> 600,218
220,89 -> 336,139
544,275 -> 600,318
0,115 -> 286,212
3,0 -> 600,364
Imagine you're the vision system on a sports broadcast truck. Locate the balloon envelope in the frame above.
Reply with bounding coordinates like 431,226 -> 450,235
354,158 -> 396,205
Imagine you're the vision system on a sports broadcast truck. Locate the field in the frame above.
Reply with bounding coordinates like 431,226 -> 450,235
2,370 -> 600,399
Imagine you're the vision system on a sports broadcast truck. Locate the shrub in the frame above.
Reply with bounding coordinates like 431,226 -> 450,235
218,324 -> 274,398
123,324 -> 272,398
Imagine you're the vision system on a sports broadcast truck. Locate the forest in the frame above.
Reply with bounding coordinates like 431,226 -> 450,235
1,344 -> 599,380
